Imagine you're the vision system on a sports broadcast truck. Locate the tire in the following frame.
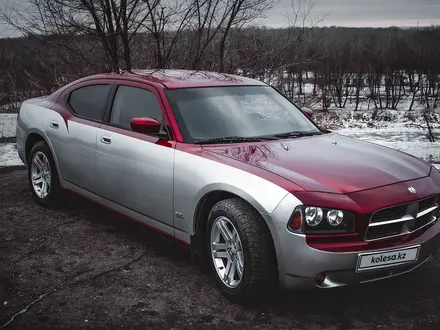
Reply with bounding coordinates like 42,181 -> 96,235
206,198 -> 278,303
27,141 -> 61,207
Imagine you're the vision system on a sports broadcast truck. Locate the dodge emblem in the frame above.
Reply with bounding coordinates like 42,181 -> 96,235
407,187 -> 417,194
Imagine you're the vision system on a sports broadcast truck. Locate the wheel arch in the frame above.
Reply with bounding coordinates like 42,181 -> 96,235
191,185 -> 280,264
25,130 -> 63,182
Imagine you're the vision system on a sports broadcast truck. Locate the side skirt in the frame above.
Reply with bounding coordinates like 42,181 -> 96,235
61,181 -> 190,246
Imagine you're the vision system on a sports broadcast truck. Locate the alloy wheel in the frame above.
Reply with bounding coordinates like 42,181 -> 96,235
210,216 -> 244,288
31,151 -> 52,199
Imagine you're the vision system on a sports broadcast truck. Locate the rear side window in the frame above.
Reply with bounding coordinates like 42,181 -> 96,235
109,86 -> 164,129
68,84 -> 111,121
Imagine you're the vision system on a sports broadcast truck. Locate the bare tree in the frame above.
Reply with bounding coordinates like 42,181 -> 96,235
217,0 -> 278,72
0,0 -> 159,71
182,0 -> 277,70
1,0 -> 439,129
144,0 -> 198,68
186,0 -> 234,70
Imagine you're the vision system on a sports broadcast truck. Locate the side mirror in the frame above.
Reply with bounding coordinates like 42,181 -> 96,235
130,117 -> 161,135
301,107 -> 313,118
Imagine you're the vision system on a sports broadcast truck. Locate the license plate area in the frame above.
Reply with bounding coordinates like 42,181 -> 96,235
356,245 -> 420,272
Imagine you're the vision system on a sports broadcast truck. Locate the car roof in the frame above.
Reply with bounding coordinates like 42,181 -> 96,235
86,69 -> 267,89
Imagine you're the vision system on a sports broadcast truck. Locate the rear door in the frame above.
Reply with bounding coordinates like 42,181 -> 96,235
47,81 -> 113,192
95,81 -> 175,227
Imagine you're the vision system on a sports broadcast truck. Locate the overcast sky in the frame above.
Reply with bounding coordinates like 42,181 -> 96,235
1,0 -> 440,37
266,0 -> 440,28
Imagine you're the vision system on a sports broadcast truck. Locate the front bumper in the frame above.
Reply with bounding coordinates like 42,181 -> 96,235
265,192 -> 440,290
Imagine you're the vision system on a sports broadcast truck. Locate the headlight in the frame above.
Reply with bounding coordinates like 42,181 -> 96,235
304,207 -> 323,227
327,209 -> 344,226
288,206 -> 355,234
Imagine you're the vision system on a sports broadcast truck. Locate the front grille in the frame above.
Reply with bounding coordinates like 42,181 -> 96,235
419,196 -> 437,212
365,195 -> 439,241
371,205 -> 407,223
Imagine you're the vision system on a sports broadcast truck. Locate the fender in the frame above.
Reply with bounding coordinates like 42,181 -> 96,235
173,147 -> 291,239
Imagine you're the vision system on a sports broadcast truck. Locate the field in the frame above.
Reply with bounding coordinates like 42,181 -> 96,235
315,109 -> 440,165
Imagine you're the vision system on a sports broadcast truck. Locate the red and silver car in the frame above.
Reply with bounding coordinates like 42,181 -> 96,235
16,70 -> 440,303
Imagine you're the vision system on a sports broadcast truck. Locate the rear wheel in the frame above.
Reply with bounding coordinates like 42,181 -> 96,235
206,198 -> 277,303
28,141 -> 61,207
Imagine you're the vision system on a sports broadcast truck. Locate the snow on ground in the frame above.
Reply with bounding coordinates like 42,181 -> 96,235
0,143 -> 24,167
313,109 -> 440,163
0,114 -> 18,138
314,109 -> 440,131
337,123 -> 440,163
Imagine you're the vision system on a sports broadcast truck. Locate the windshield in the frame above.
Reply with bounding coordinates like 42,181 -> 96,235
166,86 -> 321,144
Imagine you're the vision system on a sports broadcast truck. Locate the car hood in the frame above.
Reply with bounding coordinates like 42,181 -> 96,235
203,133 -> 432,194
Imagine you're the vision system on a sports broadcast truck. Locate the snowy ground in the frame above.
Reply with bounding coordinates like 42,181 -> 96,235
0,114 -> 18,138
337,124 -> 440,164
0,143 -> 24,167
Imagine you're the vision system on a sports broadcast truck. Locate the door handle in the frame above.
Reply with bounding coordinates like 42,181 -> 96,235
50,121 -> 59,129
100,135 -> 112,144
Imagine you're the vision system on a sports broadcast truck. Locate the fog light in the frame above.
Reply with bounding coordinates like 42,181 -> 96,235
316,272 -> 326,286
305,207 -> 323,227
327,209 -> 344,226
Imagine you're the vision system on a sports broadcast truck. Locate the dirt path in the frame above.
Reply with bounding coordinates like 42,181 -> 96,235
1,170 -> 440,329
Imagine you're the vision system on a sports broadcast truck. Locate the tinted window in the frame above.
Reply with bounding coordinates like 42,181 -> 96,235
110,86 -> 164,130
68,84 -> 111,121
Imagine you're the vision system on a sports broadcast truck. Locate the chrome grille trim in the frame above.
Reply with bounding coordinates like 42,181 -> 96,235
417,205 -> 439,218
365,195 -> 439,242
365,215 -> 437,242
368,214 -> 414,227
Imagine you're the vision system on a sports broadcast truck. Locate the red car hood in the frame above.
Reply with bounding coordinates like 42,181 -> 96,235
203,133 -> 432,194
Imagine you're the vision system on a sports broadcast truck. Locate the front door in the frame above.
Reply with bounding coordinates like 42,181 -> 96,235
95,82 -> 175,228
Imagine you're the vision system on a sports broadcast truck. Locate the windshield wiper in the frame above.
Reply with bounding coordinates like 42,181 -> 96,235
271,131 -> 325,139
195,136 -> 277,145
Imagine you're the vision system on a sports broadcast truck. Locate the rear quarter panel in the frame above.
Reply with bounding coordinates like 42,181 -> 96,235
16,98 -> 56,166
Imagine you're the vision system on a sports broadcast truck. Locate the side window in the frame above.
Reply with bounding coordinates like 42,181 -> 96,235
110,86 -> 164,130
68,84 -> 111,121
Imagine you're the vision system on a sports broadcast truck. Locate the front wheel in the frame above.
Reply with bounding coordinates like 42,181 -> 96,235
28,141 -> 61,207
206,198 -> 278,303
